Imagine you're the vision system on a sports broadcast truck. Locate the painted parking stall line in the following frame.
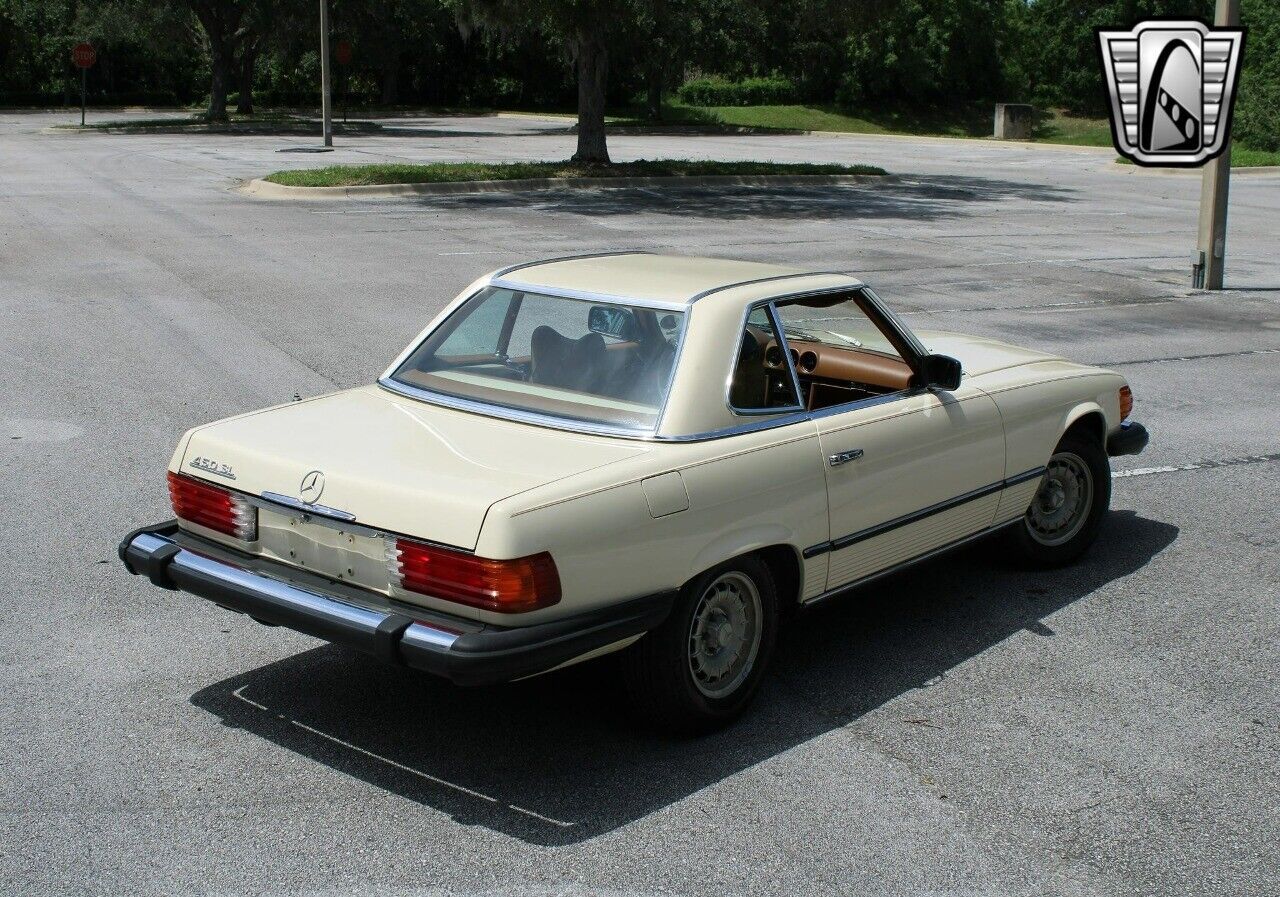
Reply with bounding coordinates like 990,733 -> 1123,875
1113,452 -> 1280,478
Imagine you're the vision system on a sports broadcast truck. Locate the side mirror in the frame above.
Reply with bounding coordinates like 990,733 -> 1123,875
920,354 -> 962,391
587,305 -> 638,341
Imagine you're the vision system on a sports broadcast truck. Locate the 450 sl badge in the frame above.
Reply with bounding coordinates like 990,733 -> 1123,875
188,456 -> 236,480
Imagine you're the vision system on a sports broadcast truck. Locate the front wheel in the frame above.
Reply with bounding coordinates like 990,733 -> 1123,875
621,555 -> 778,734
1006,429 -> 1111,567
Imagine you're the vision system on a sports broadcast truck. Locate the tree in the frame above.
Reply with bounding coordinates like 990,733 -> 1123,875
450,0 -> 635,162
184,0 -> 249,119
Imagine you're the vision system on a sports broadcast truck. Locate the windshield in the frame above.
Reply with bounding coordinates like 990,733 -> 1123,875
774,296 -> 902,357
390,287 -> 686,432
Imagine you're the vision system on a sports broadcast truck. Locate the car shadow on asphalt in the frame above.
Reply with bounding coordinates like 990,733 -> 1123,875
190,509 -> 1176,846
397,176 -> 1079,222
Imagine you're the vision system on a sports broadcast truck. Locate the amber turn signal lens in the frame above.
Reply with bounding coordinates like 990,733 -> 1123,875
387,537 -> 561,613
1118,385 -> 1133,421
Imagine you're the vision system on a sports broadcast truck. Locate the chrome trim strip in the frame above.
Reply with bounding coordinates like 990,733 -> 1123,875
487,278 -> 687,311
802,466 -> 1047,558
769,300 -> 808,408
401,622 -> 463,652
259,491 -> 357,522
381,279 -> 938,444
861,286 -> 930,361
378,377 -> 660,441
725,297 -> 807,417
804,518 -> 1024,606
241,492 -> 468,551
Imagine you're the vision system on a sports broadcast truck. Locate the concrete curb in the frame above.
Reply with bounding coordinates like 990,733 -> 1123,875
240,172 -> 890,200
1104,160 -> 1280,176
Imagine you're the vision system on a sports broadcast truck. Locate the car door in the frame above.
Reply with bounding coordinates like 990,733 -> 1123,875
811,386 -> 1006,593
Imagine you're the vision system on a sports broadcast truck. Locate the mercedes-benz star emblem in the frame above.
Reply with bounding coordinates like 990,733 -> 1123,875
299,470 -> 325,505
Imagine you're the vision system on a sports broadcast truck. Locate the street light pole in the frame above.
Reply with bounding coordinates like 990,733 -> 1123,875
319,0 -> 333,147
1195,0 -> 1240,290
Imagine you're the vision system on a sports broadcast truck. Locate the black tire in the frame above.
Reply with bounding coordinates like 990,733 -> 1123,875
621,554 -> 779,735
1006,428 -> 1111,567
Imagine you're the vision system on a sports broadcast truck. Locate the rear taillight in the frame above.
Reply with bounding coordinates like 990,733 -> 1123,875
387,537 -> 560,613
167,471 -> 257,541
1118,385 -> 1133,420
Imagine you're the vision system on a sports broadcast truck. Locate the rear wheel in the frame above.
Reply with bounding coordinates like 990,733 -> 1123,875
621,555 -> 778,734
1007,429 -> 1111,567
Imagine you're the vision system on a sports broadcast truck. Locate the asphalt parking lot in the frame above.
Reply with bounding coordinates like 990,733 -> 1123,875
2,110 -> 1277,896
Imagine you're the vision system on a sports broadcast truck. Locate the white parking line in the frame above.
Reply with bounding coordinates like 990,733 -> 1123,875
231,686 -> 575,828
1113,452 -> 1280,478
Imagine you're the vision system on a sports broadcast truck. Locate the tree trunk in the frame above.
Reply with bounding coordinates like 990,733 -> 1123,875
380,63 -> 398,106
236,43 -> 257,115
572,29 -> 609,164
646,67 -> 662,121
647,0 -> 665,120
208,43 -> 230,121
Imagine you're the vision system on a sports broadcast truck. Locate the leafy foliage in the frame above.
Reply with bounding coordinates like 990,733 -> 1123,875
2,0 -> 1277,155
675,74 -> 798,106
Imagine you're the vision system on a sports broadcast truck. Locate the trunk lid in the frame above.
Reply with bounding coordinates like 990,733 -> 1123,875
179,385 -> 649,551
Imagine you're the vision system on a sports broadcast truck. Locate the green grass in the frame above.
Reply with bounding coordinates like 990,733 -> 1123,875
263,158 -> 886,188
1115,144 -> 1280,167
1226,146 -> 1280,167
53,111 -> 380,133
606,103 -> 1119,146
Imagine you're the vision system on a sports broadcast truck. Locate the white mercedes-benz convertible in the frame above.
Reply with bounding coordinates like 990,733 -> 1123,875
121,253 -> 1148,731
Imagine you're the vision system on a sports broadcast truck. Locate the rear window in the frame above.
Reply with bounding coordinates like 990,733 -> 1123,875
390,288 -> 686,432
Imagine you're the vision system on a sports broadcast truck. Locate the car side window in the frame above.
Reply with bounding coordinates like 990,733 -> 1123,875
730,306 -> 802,412
773,291 -> 915,411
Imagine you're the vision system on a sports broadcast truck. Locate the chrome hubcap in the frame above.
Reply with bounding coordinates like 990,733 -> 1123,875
1026,452 -> 1094,546
688,572 -> 762,699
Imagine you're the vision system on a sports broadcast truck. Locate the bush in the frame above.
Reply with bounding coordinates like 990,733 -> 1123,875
1235,0 -> 1280,151
676,75 -> 798,107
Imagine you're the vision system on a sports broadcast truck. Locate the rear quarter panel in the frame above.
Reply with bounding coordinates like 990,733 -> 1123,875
477,422 -> 830,624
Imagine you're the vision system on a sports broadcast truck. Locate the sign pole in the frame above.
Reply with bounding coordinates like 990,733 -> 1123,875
319,0 -> 333,147
1195,0 -> 1241,290
71,42 -> 96,125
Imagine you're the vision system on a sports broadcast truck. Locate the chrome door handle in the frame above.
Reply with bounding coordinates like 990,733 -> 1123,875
828,449 -> 864,467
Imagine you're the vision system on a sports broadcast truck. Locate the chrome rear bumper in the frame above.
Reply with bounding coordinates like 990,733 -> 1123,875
120,521 -> 673,685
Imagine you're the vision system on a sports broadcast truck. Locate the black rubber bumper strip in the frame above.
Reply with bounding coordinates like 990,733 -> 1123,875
120,520 -> 675,686
802,466 -> 1047,559
1107,421 -> 1149,457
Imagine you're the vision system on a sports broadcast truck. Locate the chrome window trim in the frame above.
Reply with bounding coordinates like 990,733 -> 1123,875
861,286 -> 930,360
381,277 -> 935,444
387,284 -> 689,438
769,301 -> 807,407
378,376 -> 923,443
487,278 -> 688,311
378,377 -> 661,441
725,298 -> 806,417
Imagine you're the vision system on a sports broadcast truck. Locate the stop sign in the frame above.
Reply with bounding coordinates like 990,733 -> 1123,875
72,42 -> 96,69
335,39 -> 352,66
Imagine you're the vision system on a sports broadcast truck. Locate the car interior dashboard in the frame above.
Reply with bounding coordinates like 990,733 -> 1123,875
733,324 -> 915,412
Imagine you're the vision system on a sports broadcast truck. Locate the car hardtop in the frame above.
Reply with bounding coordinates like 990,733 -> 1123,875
379,252 -> 930,442
488,251 -> 866,309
